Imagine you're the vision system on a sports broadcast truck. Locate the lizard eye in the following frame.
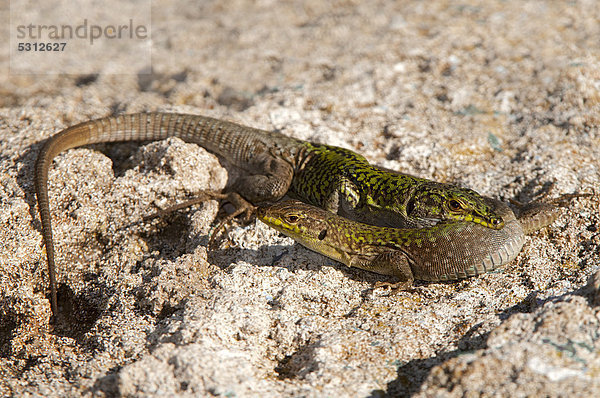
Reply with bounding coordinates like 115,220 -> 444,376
448,199 -> 463,212
286,215 -> 300,223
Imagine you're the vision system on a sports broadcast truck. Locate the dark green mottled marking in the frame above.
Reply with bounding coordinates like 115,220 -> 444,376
292,143 -> 504,230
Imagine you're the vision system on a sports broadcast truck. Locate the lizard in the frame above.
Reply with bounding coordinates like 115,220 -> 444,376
256,197 -> 577,287
35,112 -> 504,318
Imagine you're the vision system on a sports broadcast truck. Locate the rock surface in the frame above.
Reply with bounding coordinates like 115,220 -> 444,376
1,0 -> 599,396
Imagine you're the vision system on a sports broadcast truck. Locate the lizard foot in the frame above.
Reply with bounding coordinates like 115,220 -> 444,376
208,192 -> 256,248
142,190 -> 257,248
546,190 -> 595,207
509,189 -> 594,234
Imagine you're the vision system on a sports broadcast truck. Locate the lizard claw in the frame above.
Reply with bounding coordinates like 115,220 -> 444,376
208,195 -> 257,248
141,190 -> 257,248
143,190 -> 225,222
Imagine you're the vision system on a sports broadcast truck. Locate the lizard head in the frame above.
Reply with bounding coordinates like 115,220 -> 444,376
257,200 -> 352,262
257,201 -> 311,237
405,184 -> 505,229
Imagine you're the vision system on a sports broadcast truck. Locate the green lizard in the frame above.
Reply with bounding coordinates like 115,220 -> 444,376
35,112 -> 503,317
257,198 -> 567,287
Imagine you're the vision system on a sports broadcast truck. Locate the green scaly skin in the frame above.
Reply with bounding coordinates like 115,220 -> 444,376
257,198 -> 565,287
35,112 -> 503,318
293,143 -> 504,229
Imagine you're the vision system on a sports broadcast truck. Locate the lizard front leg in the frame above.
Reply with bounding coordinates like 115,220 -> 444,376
348,251 -> 415,290
231,153 -> 295,204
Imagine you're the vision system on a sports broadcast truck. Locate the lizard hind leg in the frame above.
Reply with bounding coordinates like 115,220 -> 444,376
510,191 -> 594,234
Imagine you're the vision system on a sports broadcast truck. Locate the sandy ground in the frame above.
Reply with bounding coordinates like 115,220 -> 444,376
1,0 -> 599,396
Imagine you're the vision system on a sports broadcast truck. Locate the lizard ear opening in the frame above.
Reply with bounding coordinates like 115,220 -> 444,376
318,229 -> 327,240
405,198 -> 415,216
